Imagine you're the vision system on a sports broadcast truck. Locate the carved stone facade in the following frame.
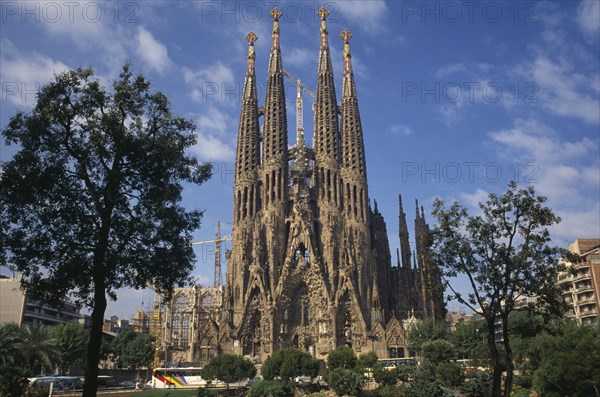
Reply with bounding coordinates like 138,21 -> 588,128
221,8 -> 446,362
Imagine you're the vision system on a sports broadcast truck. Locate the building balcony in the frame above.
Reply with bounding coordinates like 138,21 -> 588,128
572,262 -> 591,270
572,273 -> 591,282
575,296 -> 596,304
578,309 -> 598,318
557,275 -> 572,284
574,284 -> 594,293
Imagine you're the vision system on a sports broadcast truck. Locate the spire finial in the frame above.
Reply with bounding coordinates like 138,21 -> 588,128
340,28 -> 352,43
246,32 -> 257,45
318,7 -> 329,48
318,7 -> 329,20
270,8 -> 281,49
270,8 -> 282,21
245,32 -> 257,76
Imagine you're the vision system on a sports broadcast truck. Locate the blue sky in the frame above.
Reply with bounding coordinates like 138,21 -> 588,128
1,1 -> 599,319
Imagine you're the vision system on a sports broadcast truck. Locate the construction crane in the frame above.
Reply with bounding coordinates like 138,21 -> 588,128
190,221 -> 231,288
282,68 -> 316,143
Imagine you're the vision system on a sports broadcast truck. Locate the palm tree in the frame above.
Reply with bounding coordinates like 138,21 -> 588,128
21,324 -> 61,374
0,323 -> 24,366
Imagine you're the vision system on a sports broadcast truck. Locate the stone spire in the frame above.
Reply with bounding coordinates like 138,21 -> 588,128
234,32 -> 260,183
314,7 -> 340,165
398,195 -> 412,269
262,8 -> 288,165
340,28 -> 369,225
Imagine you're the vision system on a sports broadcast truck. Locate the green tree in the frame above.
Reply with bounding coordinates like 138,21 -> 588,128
0,65 -> 212,397
327,345 -> 357,370
110,329 -> 137,367
248,380 -> 291,397
0,323 -> 23,367
431,182 -> 567,397
421,340 -> 456,366
200,354 -> 256,390
51,323 -> 88,374
120,333 -> 155,370
435,362 -> 463,387
450,318 -> 486,360
407,319 -> 448,355
0,324 -> 26,397
21,325 -> 60,374
356,351 -> 378,371
325,368 -> 364,397
372,363 -> 398,387
531,322 -> 600,396
261,348 -> 320,381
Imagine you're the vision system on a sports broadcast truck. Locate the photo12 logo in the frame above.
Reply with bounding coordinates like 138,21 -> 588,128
1,2 -> 139,24
400,161 -> 539,184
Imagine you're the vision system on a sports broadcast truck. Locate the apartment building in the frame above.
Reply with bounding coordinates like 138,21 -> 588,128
557,239 -> 600,325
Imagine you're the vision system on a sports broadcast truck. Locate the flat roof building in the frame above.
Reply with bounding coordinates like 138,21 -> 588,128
557,239 -> 600,325
0,275 -> 82,327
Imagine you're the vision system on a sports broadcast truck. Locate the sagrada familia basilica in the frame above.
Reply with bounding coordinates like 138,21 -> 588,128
146,8 -> 445,365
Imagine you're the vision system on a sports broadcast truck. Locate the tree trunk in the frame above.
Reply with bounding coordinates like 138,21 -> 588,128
83,280 -> 107,397
502,314 -> 514,397
487,319 -> 502,397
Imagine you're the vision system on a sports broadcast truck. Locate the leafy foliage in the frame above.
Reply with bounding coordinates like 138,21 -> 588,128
325,368 -> 364,397
98,328 -> 154,370
51,323 -> 88,374
120,333 -> 155,370
326,345 -> 357,370
261,348 -> 320,381
0,65 -> 212,396
421,340 -> 456,366
356,351 -> 378,371
372,363 -> 398,386
531,322 -> 600,396
431,182 -> 566,397
450,318 -> 486,360
407,319 -> 448,354
200,354 -> 256,386
435,363 -> 463,387
20,325 -> 60,374
248,380 -> 291,397
0,324 -> 23,367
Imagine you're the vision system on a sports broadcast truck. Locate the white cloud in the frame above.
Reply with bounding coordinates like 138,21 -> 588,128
0,39 -> 70,107
193,133 -> 236,162
135,27 -> 170,74
576,1 -> 600,38
488,119 -> 600,238
459,188 -> 490,210
389,124 -> 413,136
190,107 -> 236,162
184,62 -> 236,104
285,47 -> 314,68
527,57 -> 599,124
336,1 -> 388,32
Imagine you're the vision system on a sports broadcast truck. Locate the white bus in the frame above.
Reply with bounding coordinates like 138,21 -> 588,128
149,368 -> 207,388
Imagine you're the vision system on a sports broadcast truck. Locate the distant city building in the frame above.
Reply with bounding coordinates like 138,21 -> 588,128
102,315 -> 132,333
445,311 -> 478,332
557,238 -> 600,325
0,275 -> 82,327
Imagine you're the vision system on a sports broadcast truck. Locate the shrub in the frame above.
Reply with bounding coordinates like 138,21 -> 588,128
435,363 -> 463,387
372,363 -> 398,386
326,368 -> 364,397
327,346 -> 357,370
248,379 -> 291,397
